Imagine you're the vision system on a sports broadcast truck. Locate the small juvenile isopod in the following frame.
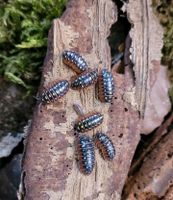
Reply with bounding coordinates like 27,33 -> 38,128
98,68 -> 115,103
38,80 -> 69,104
62,50 -> 88,74
75,135 -> 95,175
94,132 -> 115,160
71,70 -> 98,90
74,112 -> 103,133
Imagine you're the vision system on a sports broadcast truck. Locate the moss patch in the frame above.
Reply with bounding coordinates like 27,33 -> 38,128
0,0 -> 67,95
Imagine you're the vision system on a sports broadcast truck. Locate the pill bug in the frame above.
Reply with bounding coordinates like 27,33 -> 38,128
71,70 -> 98,90
94,132 -> 115,160
76,135 -> 95,175
98,68 -> 115,103
62,50 -> 88,74
74,112 -> 103,133
38,80 -> 69,104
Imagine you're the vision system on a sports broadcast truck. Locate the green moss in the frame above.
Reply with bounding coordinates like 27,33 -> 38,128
0,0 -> 67,94
152,0 -> 173,103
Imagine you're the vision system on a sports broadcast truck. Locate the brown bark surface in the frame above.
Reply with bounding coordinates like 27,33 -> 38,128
22,0 -> 171,200
124,0 -> 171,133
121,1 -> 172,199
123,113 -> 173,200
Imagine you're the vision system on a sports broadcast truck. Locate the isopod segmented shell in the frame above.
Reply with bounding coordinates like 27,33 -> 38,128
76,135 -> 95,175
71,70 -> 98,89
94,132 -> 115,160
39,80 -> 69,104
63,50 -> 88,74
74,112 -> 103,133
98,68 -> 115,103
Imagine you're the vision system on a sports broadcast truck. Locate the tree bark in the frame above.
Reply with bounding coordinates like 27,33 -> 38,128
122,0 -> 172,199
21,0 -> 171,200
123,112 -> 173,200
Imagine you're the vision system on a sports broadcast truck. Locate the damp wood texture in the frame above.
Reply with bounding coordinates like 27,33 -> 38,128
22,0 -> 171,200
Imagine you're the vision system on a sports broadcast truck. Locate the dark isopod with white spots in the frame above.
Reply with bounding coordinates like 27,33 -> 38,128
94,132 -> 115,160
71,70 -> 98,90
63,50 -> 88,74
74,112 -> 103,133
76,135 -> 95,175
38,80 -> 69,104
98,68 -> 115,103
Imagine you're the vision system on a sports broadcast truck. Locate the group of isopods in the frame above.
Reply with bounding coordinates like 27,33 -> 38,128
37,50 -> 116,175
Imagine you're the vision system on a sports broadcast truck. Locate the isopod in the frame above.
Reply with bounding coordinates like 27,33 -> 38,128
74,112 -> 103,133
62,50 -> 88,74
38,80 -> 69,104
98,68 -> 115,103
71,70 -> 98,89
94,132 -> 115,160
76,135 -> 95,175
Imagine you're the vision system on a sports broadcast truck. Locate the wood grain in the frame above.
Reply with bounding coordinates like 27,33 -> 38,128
124,0 -> 171,133
123,115 -> 173,199
22,0 -> 170,199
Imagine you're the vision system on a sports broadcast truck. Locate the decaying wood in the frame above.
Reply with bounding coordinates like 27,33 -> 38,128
22,0 -> 171,199
121,1 -> 172,199
122,113 -> 173,199
129,112 -> 173,177
123,0 -> 171,134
